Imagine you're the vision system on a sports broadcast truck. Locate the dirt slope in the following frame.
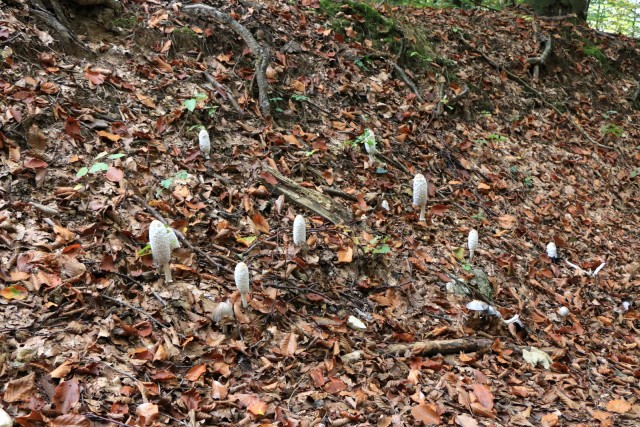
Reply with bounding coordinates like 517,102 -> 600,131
0,1 -> 639,426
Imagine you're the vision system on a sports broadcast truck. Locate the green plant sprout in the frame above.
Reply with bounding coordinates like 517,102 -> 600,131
76,152 -> 126,178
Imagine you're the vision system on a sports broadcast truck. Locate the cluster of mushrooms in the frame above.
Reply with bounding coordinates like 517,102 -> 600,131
144,129 -> 616,330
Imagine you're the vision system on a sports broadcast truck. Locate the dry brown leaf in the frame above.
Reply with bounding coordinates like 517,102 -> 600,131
411,403 -> 441,425
50,361 -> 75,379
279,332 -> 298,357
53,377 -> 80,414
540,413 -> 559,427
497,214 -> 517,229
472,383 -> 494,411
4,373 -> 35,402
235,394 -> 268,416
455,414 -> 478,427
185,364 -> 207,382
606,399 -> 631,414
50,414 -> 90,427
211,380 -> 228,399
136,402 -> 159,423
337,246 -> 353,263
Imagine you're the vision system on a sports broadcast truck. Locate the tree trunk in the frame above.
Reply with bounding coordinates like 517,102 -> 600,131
526,0 -> 590,21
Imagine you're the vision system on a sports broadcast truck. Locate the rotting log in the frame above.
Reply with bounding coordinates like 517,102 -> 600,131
382,338 -> 493,356
182,4 -> 271,119
261,165 -> 352,225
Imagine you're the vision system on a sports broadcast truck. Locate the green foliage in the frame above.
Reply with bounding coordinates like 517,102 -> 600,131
183,93 -> 218,117
355,128 -> 376,150
588,0 -> 640,38
161,170 -> 190,189
76,152 -> 125,178
364,235 -> 391,255
600,123 -> 624,138
471,210 -> 485,220
583,43 -> 608,65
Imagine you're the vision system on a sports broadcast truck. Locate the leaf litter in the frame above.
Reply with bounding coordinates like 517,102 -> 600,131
0,0 -> 639,426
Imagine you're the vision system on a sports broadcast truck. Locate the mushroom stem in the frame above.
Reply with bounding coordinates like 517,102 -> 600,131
419,204 -> 426,221
240,293 -> 248,308
163,263 -> 173,283
368,153 -> 375,164
469,250 -> 475,263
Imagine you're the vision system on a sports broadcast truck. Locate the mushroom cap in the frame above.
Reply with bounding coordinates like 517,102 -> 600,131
149,220 -> 171,266
167,227 -> 181,250
546,242 -> 557,258
558,306 -> 570,317
234,262 -> 250,294
293,214 -> 307,245
199,129 -> 211,154
212,300 -> 234,322
412,174 -> 428,207
468,229 -> 479,251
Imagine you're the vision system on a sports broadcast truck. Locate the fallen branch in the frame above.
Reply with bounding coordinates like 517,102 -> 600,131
130,193 -> 234,275
101,295 -> 169,329
458,33 -> 613,150
321,187 -> 358,202
203,72 -> 244,117
261,165 -> 352,224
381,338 -> 493,356
390,62 -> 424,102
182,4 -> 271,119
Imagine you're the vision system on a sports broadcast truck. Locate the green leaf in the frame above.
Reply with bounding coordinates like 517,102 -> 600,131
76,167 -> 89,178
452,247 -> 465,260
89,163 -> 109,173
236,235 -> 257,247
137,244 -> 152,256
175,170 -> 189,180
372,244 -> 391,255
108,153 -> 126,159
183,98 -> 197,112
160,178 -> 173,189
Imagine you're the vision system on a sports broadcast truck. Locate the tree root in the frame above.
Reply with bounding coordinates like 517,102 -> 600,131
182,4 -> 272,120
381,338 -> 493,356
28,1 -> 89,53
203,72 -> 245,117
526,35 -> 552,81
458,33 -> 614,150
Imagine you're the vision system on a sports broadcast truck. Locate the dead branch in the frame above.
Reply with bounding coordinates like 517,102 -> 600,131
390,62 -> 424,102
261,165 -> 352,225
458,33 -> 614,150
182,4 -> 271,119
321,187 -> 358,202
381,338 -> 493,356
203,72 -> 244,117
130,193 -> 234,275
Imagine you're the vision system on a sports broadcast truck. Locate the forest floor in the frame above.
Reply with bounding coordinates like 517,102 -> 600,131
0,1 -> 639,426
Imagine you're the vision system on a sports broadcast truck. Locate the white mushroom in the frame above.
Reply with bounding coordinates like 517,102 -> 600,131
468,229 -> 479,262
0,407 -> 12,427
234,262 -> 250,308
412,173 -> 428,221
292,214 -> 307,246
212,300 -> 234,323
149,220 -> 174,283
558,306 -> 570,318
381,200 -> 390,211
199,128 -> 211,159
167,227 -> 181,250
546,242 -> 557,259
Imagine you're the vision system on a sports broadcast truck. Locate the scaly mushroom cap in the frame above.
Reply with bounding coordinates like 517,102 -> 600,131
149,220 -> 171,267
413,174 -> 428,207
468,229 -> 479,252
199,129 -> 211,158
212,300 -> 234,323
168,227 -> 181,251
235,262 -> 250,307
293,214 -> 306,246
546,242 -> 557,259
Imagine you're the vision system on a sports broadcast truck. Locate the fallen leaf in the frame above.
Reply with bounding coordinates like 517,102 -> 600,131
235,394 -> 267,416
211,380 -> 228,399
455,414 -> 478,427
411,403 -> 441,425
606,399 -> 631,414
497,214 -> 517,229
136,402 -> 159,423
337,246 -> 353,263
53,377 -> 80,414
51,414 -> 90,427
251,213 -> 270,234
0,285 -> 28,300
106,166 -> 124,182
185,364 -> 207,382
472,383 -> 494,411
4,373 -> 36,402
540,413 -> 559,427
279,332 -> 298,357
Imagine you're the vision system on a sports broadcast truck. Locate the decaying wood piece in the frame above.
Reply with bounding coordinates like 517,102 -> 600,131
261,165 -> 352,224
527,35 -> 552,81
182,4 -> 271,119
382,338 -> 493,356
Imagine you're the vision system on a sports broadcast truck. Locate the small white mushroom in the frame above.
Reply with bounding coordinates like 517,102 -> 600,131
212,300 -> 234,323
412,173 -> 428,221
199,128 -> 211,159
234,262 -> 250,308
558,306 -> 570,318
546,242 -> 557,259
381,199 -> 390,211
167,227 -> 181,250
362,128 -> 376,164
468,229 -> 479,262
149,220 -> 173,283
292,214 -> 306,246
347,315 -> 366,331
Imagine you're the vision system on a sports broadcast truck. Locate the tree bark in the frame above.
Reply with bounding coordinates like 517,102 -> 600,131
526,0 -> 589,21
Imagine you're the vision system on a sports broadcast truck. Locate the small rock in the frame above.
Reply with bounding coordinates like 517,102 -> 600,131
347,315 -> 366,331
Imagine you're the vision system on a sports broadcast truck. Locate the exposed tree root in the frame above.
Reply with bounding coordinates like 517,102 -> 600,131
203,72 -> 245,117
28,0 -> 89,53
527,35 -> 552,81
458,33 -> 614,150
182,4 -> 272,120
382,338 -> 493,356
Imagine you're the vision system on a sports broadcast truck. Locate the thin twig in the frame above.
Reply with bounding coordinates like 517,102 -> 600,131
101,294 -> 169,329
